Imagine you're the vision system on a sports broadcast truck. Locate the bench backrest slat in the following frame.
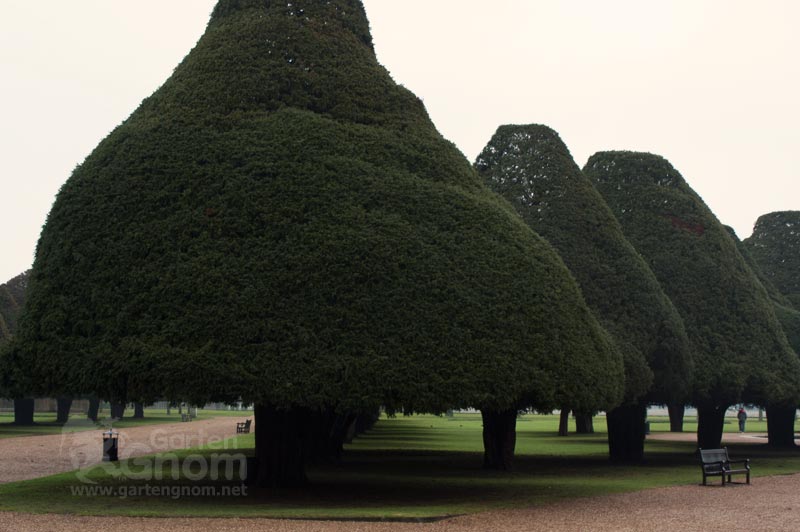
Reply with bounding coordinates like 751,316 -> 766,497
700,448 -> 729,464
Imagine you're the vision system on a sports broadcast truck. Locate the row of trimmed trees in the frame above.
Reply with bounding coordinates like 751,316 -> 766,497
475,126 -> 800,462
475,126 -> 692,465
1,0 -> 798,487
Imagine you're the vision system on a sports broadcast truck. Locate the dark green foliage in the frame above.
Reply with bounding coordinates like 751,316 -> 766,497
773,304 -> 800,355
745,212 -> 800,307
586,152 -> 800,411
0,272 -> 29,398
732,223 -> 800,447
0,272 -> 28,343
476,126 -> 692,406
11,2 -> 622,425
729,225 -> 800,356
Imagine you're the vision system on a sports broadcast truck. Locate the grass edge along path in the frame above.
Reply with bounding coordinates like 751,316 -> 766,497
0,413 -> 799,520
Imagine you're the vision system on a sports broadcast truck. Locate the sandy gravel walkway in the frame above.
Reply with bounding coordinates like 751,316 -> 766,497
0,415 -> 249,484
646,430 -> 775,444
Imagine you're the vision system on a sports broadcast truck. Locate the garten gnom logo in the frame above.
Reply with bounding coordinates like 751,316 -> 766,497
58,417 -> 247,488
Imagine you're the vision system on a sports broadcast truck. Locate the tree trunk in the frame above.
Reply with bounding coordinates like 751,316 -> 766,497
558,408 -> 570,436
133,403 -> 145,419
110,402 -> 126,420
56,396 -> 73,423
306,410 -> 356,464
353,409 -> 380,436
667,403 -> 685,432
574,411 -> 594,434
87,397 -> 100,422
766,404 -> 797,448
606,403 -> 647,463
697,404 -> 727,449
481,408 -> 517,471
252,404 -> 309,488
343,415 -> 358,444
13,398 -> 35,425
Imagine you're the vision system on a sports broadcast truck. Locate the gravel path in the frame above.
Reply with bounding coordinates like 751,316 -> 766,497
0,415 -> 249,484
2,472 -> 799,531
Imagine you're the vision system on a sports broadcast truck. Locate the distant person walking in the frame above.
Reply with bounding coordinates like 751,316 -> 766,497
737,407 -> 747,433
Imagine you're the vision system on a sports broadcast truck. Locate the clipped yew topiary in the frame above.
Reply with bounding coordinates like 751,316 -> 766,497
745,212 -> 800,309
0,272 -> 28,343
586,152 -> 800,449
730,225 -> 799,346
476,125 -> 693,462
8,0 -> 623,486
734,222 -> 800,447
0,271 -> 35,425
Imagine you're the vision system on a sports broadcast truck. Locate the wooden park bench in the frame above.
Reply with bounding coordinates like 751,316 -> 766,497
699,447 -> 750,485
236,419 -> 252,434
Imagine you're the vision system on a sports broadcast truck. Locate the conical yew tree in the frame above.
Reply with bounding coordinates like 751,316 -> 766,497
0,272 -> 35,425
745,212 -> 800,308
7,0 -> 623,486
736,219 -> 800,447
0,272 -> 28,342
586,152 -> 800,449
730,225 -> 799,349
476,126 -> 693,462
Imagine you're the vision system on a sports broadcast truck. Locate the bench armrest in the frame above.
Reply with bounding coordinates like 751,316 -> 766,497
726,459 -> 750,467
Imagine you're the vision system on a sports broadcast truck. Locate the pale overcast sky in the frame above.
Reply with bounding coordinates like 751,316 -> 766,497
1,1 -> 798,282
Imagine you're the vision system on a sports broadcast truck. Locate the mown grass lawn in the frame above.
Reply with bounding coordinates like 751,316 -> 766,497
0,413 -> 796,519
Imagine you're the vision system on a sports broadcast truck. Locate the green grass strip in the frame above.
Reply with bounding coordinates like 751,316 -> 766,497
0,413 -> 797,519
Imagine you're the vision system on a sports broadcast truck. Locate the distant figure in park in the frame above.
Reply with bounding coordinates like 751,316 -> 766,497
737,408 -> 747,433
